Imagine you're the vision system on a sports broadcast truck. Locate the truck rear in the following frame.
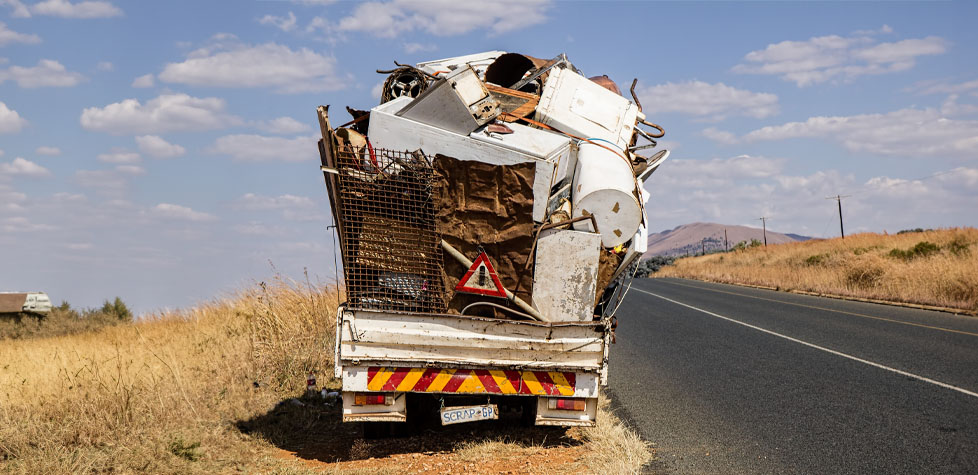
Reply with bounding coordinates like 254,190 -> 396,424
316,51 -> 667,429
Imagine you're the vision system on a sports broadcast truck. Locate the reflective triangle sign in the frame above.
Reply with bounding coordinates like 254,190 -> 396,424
455,251 -> 507,298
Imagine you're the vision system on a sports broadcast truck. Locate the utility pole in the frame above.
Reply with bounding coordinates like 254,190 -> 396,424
702,238 -> 706,255
826,195 -> 851,239
724,229 -> 728,252
758,217 -> 768,247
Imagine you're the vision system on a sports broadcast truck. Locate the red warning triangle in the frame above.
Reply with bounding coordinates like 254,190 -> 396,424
455,251 -> 507,298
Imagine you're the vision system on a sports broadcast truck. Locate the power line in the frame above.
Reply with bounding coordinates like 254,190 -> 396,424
825,195 -> 851,239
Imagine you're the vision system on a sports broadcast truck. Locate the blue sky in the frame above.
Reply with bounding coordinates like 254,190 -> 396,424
1,0 -> 976,312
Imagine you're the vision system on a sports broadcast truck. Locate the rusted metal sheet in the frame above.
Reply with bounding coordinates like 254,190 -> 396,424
533,229 -> 600,322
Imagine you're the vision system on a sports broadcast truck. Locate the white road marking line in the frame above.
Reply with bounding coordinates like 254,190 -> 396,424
635,288 -> 978,399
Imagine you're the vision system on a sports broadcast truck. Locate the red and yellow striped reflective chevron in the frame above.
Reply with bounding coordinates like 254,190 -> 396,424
366,367 -> 576,396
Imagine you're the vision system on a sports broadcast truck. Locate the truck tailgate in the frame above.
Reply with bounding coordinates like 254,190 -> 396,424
335,308 -> 607,374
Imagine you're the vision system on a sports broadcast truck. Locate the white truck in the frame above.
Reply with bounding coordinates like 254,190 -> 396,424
317,51 -> 667,433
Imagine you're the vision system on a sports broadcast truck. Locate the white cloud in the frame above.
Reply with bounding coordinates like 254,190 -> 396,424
323,0 -> 551,38
733,31 -> 947,86
639,157 -> 978,239
96,61 -> 113,71
29,0 -> 122,19
35,146 -> 61,155
234,221 -> 284,236
151,203 -> 216,222
0,101 -> 28,133
0,0 -> 31,18
115,165 -> 145,175
209,134 -> 316,162
131,73 -> 154,88
701,127 -> 738,145
940,94 -> 978,116
256,116 -> 310,134
638,81 -> 779,121
0,59 -> 84,87
80,93 -> 242,135
52,191 -> 86,202
234,193 -> 315,210
2,216 -> 56,233
0,157 -> 50,177
158,40 -> 346,93
259,11 -> 297,32
74,169 -> 128,191
741,106 -> 978,158
96,148 -> 140,164
664,155 -> 785,185
0,21 -> 41,45
403,42 -> 435,54
135,135 -> 185,158
370,81 -> 384,100
913,78 -> 978,96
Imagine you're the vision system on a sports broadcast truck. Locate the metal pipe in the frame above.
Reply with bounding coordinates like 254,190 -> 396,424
440,240 -> 549,322
461,302 -> 536,321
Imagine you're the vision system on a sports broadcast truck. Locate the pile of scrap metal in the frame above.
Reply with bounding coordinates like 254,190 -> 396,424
317,51 -> 669,323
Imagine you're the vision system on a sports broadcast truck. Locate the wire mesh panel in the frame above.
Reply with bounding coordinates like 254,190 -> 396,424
333,147 -> 447,313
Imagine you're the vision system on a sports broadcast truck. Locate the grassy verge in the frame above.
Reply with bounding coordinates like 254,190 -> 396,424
657,228 -> 978,312
0,277 -> 652,473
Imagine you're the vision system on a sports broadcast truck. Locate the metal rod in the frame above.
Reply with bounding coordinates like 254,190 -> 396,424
440,240 -> 549,322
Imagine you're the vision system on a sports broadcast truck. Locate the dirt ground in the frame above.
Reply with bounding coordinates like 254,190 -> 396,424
241,395 -> 593,474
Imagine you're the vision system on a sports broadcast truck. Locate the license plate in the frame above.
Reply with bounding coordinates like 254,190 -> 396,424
440,404 -> 499,425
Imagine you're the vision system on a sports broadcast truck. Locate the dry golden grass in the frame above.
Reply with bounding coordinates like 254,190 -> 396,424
0,276 -> 339,473
450,393 -> 654,474
0,275 -> 652,473
658,228 -> 978,311
579,395 -> 654,473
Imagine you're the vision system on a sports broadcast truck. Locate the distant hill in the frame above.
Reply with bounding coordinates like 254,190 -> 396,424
642,222 -> 811,258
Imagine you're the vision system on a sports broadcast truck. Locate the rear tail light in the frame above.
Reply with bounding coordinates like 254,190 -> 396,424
548,398 -> 586,411
353,393 -> 394,406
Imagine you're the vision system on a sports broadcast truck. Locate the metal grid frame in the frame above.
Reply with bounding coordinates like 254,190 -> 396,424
333,146 -> 447,313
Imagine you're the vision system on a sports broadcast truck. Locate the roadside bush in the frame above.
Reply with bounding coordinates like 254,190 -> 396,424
805,254 -> 828,266
0,297 -> 134,340
888,241 -> 940,260
947,236 -> 971,256
101,297 -> 133,321
845,261 -> 885,289
636,255 -> 675,277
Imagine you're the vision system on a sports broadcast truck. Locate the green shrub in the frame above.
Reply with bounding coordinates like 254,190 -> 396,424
805,254 -> 828,266
888,241 -> 940,260
1,297 -> 133,340
947,236 -> 971,256
101,297 -> 133,321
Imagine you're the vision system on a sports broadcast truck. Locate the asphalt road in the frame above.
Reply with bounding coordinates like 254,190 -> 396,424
608,277 -> 978,474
